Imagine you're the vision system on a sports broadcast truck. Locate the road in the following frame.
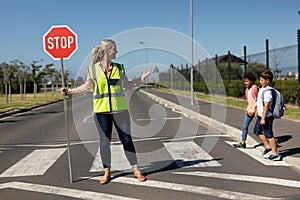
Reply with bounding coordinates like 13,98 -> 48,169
0,89 -> 300,200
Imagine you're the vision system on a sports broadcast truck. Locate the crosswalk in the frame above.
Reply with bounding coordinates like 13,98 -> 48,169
0,139 -> 298,199
0,139 -> 292,178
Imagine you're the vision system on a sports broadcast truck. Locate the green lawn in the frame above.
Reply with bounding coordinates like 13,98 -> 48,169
0,92 -> 64,113
157,88 -> 300,122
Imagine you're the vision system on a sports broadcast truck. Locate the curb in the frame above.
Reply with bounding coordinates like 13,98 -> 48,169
140,89 -> 300,172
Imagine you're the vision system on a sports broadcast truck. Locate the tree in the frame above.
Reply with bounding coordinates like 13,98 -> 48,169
217,63 -> 243,80
53,70 -> 61,93
10,59 -> 29,101
246,62 -> 266,79
75,76 -> 85,87
3,62 -> 18,103
41,63 -> 54,97
30,60 -> 43,98
270,43 -> 288,80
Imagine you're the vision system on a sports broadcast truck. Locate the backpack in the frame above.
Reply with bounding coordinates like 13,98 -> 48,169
262,88 -> 285,119
245,84 -> 258,102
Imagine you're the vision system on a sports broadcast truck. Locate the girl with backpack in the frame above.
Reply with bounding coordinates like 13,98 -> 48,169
233,72 -> 259,148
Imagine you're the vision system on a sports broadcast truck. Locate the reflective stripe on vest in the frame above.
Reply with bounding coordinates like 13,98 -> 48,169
88,62 -> 128,113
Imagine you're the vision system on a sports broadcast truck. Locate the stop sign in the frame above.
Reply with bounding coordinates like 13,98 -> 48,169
43,25 -> 77,60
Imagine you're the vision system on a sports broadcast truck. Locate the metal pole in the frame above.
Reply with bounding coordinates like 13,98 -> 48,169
266,39 -> 269,70
190,0 -> 194,105
60,58 -> 73,183
244,46 -> 247,73
215,54 -> 218,85
297,29 -> 300,107
170,64 -> 173,90
228,50 -> 231,81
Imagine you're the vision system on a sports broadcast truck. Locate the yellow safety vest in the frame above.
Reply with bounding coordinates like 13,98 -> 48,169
88,62 -> 128,113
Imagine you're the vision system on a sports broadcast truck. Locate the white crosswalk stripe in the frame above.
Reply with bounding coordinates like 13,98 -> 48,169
0,181 -> 139,200
84,176 -> 281,200
163,141 -> 221,167
0,148 -> 66,177
225,141 -> 291,166
89,145 -> 131,172
174,171 -> 300,188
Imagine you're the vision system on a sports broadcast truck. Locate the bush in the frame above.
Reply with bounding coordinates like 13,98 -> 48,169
191,80 -> 299,105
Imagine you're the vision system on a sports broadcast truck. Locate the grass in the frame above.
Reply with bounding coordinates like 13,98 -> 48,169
156,88 -> 300,122
0,92 -> 64,113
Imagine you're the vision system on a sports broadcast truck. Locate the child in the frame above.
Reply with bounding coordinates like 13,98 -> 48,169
234,72 -> 258,148
253,70 -> 281,160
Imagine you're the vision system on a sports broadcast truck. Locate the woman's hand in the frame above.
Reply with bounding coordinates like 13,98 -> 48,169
60,88 -> 72,97
141,67 -> 153,82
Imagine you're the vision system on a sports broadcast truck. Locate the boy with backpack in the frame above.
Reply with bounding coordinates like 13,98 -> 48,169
253,70 -> 282,161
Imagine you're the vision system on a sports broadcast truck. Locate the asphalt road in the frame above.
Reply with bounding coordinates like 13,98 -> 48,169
0,89 -> 300,200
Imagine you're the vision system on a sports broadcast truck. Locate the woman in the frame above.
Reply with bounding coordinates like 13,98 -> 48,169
62,39 -> 152,184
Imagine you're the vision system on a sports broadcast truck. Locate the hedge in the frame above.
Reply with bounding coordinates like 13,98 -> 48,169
156,80 -> 299,105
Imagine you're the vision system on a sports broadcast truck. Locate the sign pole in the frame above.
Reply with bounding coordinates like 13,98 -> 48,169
43,25 -> 77,183
60,58 -> 73,183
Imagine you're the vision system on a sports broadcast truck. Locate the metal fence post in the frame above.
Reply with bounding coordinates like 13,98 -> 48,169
243,46 -> 247,73
297,30 -> 300,107
266,39 -> 269,70
228,50 -> 231,81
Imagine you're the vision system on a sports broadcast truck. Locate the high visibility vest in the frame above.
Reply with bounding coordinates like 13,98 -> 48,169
88,62 -> 128,113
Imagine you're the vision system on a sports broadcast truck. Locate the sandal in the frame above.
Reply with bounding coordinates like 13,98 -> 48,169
134,171 -> 147,182
100,169 -> 111,185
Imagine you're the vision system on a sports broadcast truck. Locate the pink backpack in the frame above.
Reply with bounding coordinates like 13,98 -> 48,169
245,84 -> 257,102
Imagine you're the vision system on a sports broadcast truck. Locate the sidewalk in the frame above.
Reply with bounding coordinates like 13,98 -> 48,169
141,89 -> 300,171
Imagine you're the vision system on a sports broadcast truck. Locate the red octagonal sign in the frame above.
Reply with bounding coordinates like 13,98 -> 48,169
43,25 -> 78,60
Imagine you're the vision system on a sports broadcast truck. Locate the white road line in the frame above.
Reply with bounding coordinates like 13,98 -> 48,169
0,148 -> 66,177
0,143 -> 68,148
173,171 -> 300,188
163,141 -> 221,167
0,182 -> 139,200
112,136 -> 166,144
0,137 -> 166,148
89,145 -> 131,172
225,141 -> 291,166
0,148 -> 11,150
161,134 -> 230,142
86,176 -> 281,200
83,114 -> 94,123
136,117 -> 182,121
136,118 -> 155,121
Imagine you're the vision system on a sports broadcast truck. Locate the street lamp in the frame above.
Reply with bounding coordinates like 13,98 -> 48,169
190,0 -> 194,105
139,41 -> 148,89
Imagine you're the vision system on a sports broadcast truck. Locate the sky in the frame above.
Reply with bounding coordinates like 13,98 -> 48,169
0,0 -> 299,79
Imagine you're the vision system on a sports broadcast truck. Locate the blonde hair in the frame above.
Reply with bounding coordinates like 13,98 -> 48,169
91,39 -> 115,64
